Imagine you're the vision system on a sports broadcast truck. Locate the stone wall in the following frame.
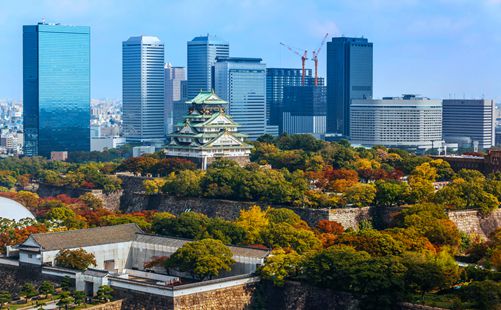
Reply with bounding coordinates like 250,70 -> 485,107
174,283 -> 256,310
85,300 -> 124,310
328,207 -> 371,230
112,288 -> 173,310
448,209 -> 501,239
259,281 -> 359,310
37,183 -> 122,211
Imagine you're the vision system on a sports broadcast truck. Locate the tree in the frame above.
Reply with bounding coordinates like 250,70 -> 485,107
55,248 -> 96,270
79,192 -> 103,209
0,291 -> 12,308
336,229 -> 405,257
235,205 -> 269,245
259,249 -> 302,286
261,223 -> 321,254
20,283 -> 38,299
460,280 -> 501,310
374,180 -> 410,207
407,176 -> 435,203
38,281 -> 55,298
403,251 -> 459,302
95,285 -> 113,303
60,276 -> 72,291
144,178 -> 167,194
165,239 -> 235,280
153,212 -> 209,239
57,291 -> 74,308
206,217 -> 247,245
344,183 -> 376,207
72,290 -> 86,306
163,170 -> 204,197
266,208 -> 304,227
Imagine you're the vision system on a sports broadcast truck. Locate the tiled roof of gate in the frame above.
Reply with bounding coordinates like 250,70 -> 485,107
27,223 -> 142,251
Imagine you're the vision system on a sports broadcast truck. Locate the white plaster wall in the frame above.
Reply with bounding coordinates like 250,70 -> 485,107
19,251 -> 42,265
42,242 -> 133,270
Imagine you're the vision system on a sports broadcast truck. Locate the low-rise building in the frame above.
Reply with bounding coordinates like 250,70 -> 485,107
350,95 -> 443,152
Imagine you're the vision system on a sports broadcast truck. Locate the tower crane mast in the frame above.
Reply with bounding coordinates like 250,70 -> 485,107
311,33 -> 329,87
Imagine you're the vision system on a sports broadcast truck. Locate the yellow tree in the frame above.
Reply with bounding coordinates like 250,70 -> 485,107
235,205 -> 269,244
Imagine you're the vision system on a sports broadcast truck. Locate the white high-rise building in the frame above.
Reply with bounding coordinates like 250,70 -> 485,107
122,36 -> 165,144
187,35 -> 229,100
215,57 -> 271,140
443,99 -> 495,150
350,95 -> 443,151
164,64 -> 186,134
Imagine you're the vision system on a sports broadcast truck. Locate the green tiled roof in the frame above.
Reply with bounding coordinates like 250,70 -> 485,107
186,90 -> 228,105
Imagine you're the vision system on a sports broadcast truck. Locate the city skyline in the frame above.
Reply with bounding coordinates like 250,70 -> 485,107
0,0 -> 500,101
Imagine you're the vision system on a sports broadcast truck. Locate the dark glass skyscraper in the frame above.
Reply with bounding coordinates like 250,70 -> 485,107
326,37 -> 373,136
266,68 -> 313,128
282,86 -> 327,135
23,23 -> 90,157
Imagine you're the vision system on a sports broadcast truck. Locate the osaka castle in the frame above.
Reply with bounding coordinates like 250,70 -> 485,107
164,90 -> 253,169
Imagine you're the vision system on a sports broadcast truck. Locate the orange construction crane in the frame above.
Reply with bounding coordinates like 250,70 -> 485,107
280,42 -> 308,86
311,33 -> 329,87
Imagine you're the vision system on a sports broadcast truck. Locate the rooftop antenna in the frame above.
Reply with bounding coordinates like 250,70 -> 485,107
42,17 -> 46,24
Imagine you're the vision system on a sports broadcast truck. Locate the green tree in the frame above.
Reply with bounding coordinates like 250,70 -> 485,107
38,281 -> 55,298
403,251 -> 459,302
60,276 -> 72,291
163,170 -> 204,197
0,291 -> 12,308
344,183 -> 376,207
336,229 -> 405,257
153,212 -> 209,239
95,285 -> 113,303
374,180 -> 410,207
55,248 -> 96,270
79,192 -> 103,209
72,290 -> 86,306
259,249 -> 302,286
206,217 -> 247,245
165,239 -> 235,280
261,223 -> 321,254
20,283 -> 38,299
460,280 -> 501,310
56,291 -> 74,308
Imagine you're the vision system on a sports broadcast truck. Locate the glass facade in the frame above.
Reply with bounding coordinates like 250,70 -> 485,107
122,36 -> 165,144
23,23 -> 90,157
282,86 -> 327,135
215,57 -> 267,140
187,35 -> 229,100
326,37 -> 373,136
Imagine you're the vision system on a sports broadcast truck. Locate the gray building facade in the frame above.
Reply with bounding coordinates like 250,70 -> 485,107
164,64 -> 186,134
122,36 -> 165,145
443,99 -> 495,150
187,35 -> 229,100
326,37 -> 373,136
282,85 -> 327,135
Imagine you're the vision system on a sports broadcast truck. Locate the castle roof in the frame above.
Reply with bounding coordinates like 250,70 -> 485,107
187,90 -> 227,105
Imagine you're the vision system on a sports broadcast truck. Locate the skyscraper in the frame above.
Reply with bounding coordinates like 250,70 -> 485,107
122,36 -> 165,145
23,22 -> 91,157
215,57 -> 272,140
442,99 -> 495,150
266,68 -> 313,128
164,64 -> 186,134
326,37 -> 373,136
187,35 -> 229,100
282,85 -> 327,136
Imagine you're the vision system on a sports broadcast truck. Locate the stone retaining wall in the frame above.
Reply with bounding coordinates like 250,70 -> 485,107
447,209 -> 501,239
85,300 -> 124,310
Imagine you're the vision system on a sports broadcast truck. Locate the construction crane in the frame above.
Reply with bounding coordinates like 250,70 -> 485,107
280,42 -> 308,86
311,33 -> 329,87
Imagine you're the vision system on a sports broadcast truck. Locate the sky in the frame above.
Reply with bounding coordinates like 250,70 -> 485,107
0,0 -> 500,101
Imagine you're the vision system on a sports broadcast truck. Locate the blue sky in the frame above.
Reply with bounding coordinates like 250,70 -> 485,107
0,0 -> 500,101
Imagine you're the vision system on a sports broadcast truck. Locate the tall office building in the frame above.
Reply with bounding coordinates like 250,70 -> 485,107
215,57 -> 273,140
187,35 -> 229,100
122,36 -> 165,144
282,86 -> 327,136
443,99 -> 495,150
326,37 -> 373,136
350,95 -> 443,151
23,22 -> 90,157
266,68 -> 313,127
164,64 -> 186,134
